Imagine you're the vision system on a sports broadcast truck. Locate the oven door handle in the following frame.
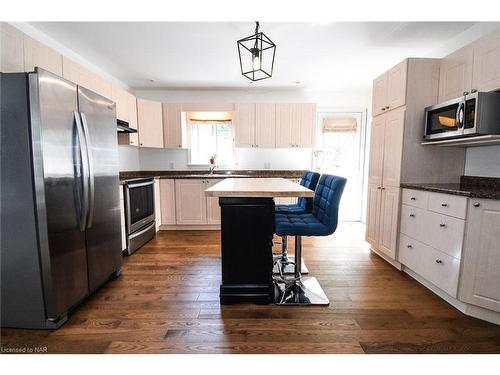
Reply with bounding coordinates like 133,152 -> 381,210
128,221 -> 156,240
127,180 -> 155,189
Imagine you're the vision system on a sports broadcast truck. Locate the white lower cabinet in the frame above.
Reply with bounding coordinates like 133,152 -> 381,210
399,189 -> 466,298
160,179 -> 176,225
206,179 -> 223,225
175,179 -> 207,225
459,199 -> 500,313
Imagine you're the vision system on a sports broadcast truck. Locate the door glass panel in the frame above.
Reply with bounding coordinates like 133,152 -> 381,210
128,184 -> 154,224
426,103 -> 459,134
464,98 -> 476,129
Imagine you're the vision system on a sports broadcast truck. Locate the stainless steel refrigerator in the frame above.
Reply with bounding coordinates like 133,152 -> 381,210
0,68 -> 122,329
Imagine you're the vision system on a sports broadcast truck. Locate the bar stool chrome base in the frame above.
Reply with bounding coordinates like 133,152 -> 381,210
274,277 -> 329,306
273,255 -> 309,274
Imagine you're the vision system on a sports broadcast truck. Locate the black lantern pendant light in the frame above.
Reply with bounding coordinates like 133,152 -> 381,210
237,21 -> 276,82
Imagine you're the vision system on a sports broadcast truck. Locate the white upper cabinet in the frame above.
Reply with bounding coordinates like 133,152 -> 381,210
472,28 -> 500,93
62,56 -> 112,99
275,103 -> 297,148
386,60 -> 408,111
163,103 -> 183,149
137,98 -> 163,148
234,103 -> 256,147
112,85 -> 129,122
372,73 -> 388,117
275,103 -> 316,148
459,199 -> 500,313
438,45 -> 474,102
255,103 -> 276,148
372,60 -> 407,117
23,35 -> 63,76
0,22 -> 24,72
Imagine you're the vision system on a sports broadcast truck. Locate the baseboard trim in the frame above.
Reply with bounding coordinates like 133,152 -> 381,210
159,224 -> 221,231
370,246 -> 402,270
403,267 -> 500,326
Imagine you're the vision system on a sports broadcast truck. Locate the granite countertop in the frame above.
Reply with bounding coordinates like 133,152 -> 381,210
401,176 -> 500,200
119,169 -> 305,183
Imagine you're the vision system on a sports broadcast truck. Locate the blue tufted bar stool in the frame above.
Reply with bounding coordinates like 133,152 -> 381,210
274,171 -> 320,275
274,174 -> 347,305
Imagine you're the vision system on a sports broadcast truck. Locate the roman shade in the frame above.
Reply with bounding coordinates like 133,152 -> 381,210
186,111 -> 232,125
322,117 -> 357,132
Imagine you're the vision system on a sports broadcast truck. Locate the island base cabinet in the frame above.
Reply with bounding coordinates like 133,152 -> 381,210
219,197 -> 275,304
459,199 -> 500,313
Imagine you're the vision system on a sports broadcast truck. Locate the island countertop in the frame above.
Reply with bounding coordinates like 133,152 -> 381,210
205,177 -> 314,198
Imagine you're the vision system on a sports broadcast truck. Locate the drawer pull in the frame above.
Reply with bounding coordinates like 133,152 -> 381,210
439,223 -> 447,228
441,202 -> 448,207
435,259 -> 443,264
409,214 -> 415,218
407,244 -> 413,248
410,197 -> 416,201
473,202 -> 481,207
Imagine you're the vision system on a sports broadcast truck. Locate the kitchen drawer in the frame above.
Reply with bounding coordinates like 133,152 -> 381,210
421,245 -> 461,298
400,204 -> 426,240
398,233 -> 424,274
428,191 -> 467,219
399,233 -> 460,297
402,189 -> 428,209
424,211 -> 465,259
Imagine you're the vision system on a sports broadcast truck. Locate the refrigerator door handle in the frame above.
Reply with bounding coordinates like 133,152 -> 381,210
74,111 -> 89,231
80,112 -> 95,229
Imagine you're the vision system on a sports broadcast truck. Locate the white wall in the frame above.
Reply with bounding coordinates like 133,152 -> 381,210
118,87 -> 371,171
465,146 -> 500,177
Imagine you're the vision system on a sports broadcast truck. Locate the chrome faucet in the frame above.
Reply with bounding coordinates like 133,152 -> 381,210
209,164 -> 218,175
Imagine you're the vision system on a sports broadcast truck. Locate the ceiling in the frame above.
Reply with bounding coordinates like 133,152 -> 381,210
30,22 -> 478,92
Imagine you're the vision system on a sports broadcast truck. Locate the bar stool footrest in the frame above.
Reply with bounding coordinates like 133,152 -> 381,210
274,277 -> 329,306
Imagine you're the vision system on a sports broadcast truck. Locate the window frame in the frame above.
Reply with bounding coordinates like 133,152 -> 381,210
186,121 -> 235,167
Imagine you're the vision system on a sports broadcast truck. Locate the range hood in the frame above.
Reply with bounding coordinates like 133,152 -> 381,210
117,119 -> 137,133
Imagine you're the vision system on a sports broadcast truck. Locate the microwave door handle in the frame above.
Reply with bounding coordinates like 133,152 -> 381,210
456,102 -> 465,130
80,112 -> 95,229
74,111 -> 89,232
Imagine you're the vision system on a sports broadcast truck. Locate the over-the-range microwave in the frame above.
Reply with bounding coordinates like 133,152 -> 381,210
423,91 -> 500,141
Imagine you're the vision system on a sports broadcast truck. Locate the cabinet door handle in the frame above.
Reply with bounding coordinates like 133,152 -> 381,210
473,202 -> 481,207
463,91 -> 469,96
439,223 -> 446,228
441,202 -> 448,207
385,106 -> 390,110
377,186 -> 382,190
407,244 -> 413,248
381,107 -> 386,111
410,197 -> 416,201
409,214 -> 415,218
178,144 -> 182,148
435,259 -> 443,264
381,187 -> 386,190
471,89 -> 477,93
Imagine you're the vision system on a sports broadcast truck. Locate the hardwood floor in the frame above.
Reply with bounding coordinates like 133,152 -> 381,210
2,222 -> 500,354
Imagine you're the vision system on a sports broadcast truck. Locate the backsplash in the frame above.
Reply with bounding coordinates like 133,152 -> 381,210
465,145 -> 500,178
118,145 -> 313,171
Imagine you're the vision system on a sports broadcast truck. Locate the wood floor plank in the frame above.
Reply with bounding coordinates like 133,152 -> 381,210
1,223 -> 499,354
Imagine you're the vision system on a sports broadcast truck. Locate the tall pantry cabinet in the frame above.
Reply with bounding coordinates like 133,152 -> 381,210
366,58 -> 466,263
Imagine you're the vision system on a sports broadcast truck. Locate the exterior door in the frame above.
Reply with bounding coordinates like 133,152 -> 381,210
365,183 -> 381,248
30,69 -> 89,319
459,199 -> 500,312
378,186 -> 400,260
78,85 -> 122,292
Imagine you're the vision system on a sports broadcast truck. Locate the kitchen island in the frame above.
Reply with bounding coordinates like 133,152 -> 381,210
205,178 -> 314,304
